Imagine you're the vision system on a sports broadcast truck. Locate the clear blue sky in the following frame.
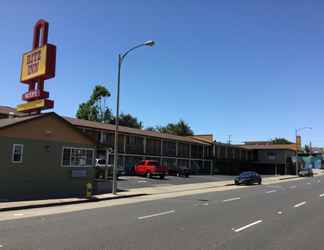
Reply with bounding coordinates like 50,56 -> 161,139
1,0 -> 323,145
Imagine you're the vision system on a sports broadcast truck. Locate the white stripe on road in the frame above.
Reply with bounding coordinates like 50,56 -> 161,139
319,193 -> 324,198
290,185 -> 296,189
307,182 -> 311,185
137,181 -> 147,183
318,180 -> 321,183
232,220 -> 263,232
294,202 -> 306,208
222,197 -> 241,202
0,245 -> 3,248
265,190 -> 277,194
13,213 -> 24,216
277,211 -> 283,215
138,210 -> 175,220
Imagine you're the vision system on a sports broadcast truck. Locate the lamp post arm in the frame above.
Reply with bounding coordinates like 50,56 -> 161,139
121,43 -> 146,62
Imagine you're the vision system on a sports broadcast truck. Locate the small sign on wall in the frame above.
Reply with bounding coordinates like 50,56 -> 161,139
71,169 -> 87,178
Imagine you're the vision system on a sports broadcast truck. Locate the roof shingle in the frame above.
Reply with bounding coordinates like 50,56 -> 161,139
63,116 -> 211,145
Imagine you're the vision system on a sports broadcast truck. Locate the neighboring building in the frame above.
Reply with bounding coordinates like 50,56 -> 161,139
212,142 -> 254,175
240,143 -> 297,174
0,113 -> 96,200
0,105 -> 25,119
64,117 -> 214,175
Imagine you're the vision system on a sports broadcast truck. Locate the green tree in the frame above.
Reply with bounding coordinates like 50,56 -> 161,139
155,120 -> 194,136
110,113 -> 143,129
272,137 -> 293,144
76,85 -> 113,123
145,126 -> 157,132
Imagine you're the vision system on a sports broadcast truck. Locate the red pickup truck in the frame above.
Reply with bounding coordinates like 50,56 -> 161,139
134,160 -> 168,179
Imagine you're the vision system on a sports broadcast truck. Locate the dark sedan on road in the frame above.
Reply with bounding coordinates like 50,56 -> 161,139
234,171 -> 262,185
298,168 -> 314,177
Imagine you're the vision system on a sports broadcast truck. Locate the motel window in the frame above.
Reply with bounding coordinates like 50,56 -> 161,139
267,152 -> 277,161
61,147 -> 94,167
12,144 -> 24,163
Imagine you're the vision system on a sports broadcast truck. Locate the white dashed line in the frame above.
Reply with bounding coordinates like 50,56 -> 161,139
318,180 -> 321,183
319,193 -> 324,198
294,201 -> 306,208
289,185 -> 296,189
137,181 -> 147,183
0,244 -> 3,248
13,213 -> 24,216
232,220 -> 263,232
222,197 -> 241,202
277,211 -> 283,215
307,182 -> 311,185
138,210 -> 175,220
265,190 -> 277,194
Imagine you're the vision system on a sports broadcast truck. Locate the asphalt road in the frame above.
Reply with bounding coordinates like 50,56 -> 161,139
1,175 -> 324,250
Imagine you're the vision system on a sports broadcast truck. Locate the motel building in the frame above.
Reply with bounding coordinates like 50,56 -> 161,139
0,105 -> 299,200
0,106 -> 215,200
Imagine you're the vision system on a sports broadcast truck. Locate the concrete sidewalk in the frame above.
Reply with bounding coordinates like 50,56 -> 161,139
0,174 -> 312,212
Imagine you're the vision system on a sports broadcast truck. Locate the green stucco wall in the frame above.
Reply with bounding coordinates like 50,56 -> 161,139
0,136 -> 95,200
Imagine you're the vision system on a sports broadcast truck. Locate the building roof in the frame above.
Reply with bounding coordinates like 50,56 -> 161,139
0,105 -> 26,117
63,116 -> 211,145
189,134 -> 214,144
0,114 -> 43,129
240,144 -> 297,151
243,141 -> 272,145
0,112 -> 97,145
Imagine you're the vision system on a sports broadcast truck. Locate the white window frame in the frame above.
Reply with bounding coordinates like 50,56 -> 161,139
12,144 -> 24,163
61,147 -> 94,168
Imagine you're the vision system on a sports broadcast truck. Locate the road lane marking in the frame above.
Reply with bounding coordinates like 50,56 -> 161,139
13,213 -> 24,216
265,190 -> 277,194
319,193 -> 324,198
307,182 -> 311,185
222,197 -> 241,202
277,211 -> 283,215
138,210 -> 175,220
232,220 -> 263,232
294,201 -> 306,208
0,245 -> 3,248
137,181 -> 147,183
289,185 -> 296,189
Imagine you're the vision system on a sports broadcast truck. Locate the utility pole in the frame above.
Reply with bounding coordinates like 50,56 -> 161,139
228,135 -> 232,145
295,127 -> 312,176
309,141 -> 312,154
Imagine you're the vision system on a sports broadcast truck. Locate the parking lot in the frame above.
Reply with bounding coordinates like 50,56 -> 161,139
118,175 -> 235,190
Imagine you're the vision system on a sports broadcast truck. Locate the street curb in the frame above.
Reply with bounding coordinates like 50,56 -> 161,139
0,193 -> 147,212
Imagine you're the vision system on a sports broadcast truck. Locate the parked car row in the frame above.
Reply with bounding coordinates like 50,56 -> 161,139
96,159 -> 191,179
133,160 -> 191,179
95,159 -> 124,179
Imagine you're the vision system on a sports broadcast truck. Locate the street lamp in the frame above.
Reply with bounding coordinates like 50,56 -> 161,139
295,127 -> 312,175
112,40 -> 155,194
